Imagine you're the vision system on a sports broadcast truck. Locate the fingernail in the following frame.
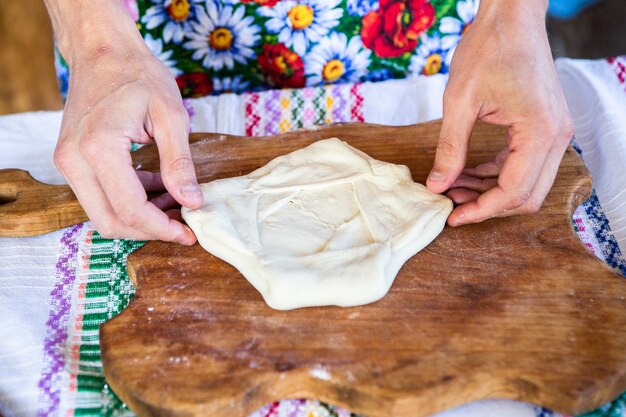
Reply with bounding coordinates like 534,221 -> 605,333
428,170 -> 446,182
447,209 -> 465,226
181,183 -> 202,197
180,225 -> 196,246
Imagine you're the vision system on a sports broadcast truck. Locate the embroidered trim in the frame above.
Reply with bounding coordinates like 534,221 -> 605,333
38,224 -> 84,417
245,83 -> 365,136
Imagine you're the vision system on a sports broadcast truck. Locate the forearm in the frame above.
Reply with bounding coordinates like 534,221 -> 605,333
43,0 -> 147,66
475,0 -> 548,28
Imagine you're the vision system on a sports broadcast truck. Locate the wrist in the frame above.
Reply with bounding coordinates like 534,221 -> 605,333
475,0 -> 548,26
45,0 -> 148,67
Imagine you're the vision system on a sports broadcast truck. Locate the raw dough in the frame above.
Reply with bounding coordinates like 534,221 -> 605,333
182,138 -> 452,310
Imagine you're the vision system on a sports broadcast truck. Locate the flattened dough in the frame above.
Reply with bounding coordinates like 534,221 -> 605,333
182,138 -> 452,310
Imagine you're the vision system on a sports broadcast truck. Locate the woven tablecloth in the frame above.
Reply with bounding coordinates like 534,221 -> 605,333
0,57 -> 624,417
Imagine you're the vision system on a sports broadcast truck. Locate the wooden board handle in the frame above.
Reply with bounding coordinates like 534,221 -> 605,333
0,169 -> 87,237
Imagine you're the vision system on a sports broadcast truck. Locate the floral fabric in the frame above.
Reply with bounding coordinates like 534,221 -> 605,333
55,0 -> 478,98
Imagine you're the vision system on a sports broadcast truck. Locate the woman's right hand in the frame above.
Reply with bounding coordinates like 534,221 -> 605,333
44,0 -> 203,244
50,13 -> 203,244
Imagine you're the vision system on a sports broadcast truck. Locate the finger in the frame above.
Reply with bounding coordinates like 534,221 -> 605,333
56,153 -> 156,240
427,91 -> 478,194
462,148 -> 509,178
149,192 -> 179,211
165,209 -> 184,222
449,174 -> 498,193
129,129 -> 153,145
490,137 -> 570,218
447,128 -> 551,226
132,131 -> 155,145
150,102 -> 204,209
80,133 -> 197,245
137,170 -> 165,192
447,188 -> 481,204
461,163 -> 499,179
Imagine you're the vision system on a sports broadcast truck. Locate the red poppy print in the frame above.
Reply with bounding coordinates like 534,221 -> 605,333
361,0 -> 435,58
176,72 -> 213,98
258,44 -> 306,88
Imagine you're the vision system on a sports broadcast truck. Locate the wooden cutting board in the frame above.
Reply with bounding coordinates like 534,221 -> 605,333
1,120 -> 625,417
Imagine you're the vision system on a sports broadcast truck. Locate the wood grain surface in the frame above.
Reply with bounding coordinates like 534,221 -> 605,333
93,121 -> 624,417
0,169 -> 87,237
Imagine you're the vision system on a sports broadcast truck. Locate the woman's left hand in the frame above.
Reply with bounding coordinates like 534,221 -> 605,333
427,0 -> 574,226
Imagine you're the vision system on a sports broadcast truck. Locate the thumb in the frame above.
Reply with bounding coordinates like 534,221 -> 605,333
152,105 -> 204,209
427,93 -> 477,194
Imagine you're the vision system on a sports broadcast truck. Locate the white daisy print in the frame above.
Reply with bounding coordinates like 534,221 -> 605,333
305,33 -> 371,85
259,0 -> 343,56
212,75 -> 251,93
142,0 -> 204,44
409,34 -> 452,76
346,0 -> 378,16
144,34 -> 183,76
439,0 -> 480,51
184,2 -> 261,71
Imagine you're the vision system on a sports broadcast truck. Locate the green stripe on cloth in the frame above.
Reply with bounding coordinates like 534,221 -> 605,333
73,232 -> 144,417
313,87 -> 326,126
292,89 -> 305,130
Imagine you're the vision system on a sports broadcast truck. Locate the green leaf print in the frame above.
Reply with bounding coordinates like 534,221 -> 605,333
430,0 -> 459,20
335,14 -> 363,39
369,53 -> 413,78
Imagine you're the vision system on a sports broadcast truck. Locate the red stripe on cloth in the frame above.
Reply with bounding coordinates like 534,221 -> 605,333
350,83 -> 365,122
245,93 -> 261,136
608,56 -> 626,91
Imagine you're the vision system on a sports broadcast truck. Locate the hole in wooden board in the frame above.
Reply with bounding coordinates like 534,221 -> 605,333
0,190 -> 17,206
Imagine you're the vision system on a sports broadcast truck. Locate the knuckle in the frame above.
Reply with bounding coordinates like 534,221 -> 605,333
533,113 -> 559,134
442,89 -> 455,105
116,194 -> 150,226
175,105 -> 190,127
167,155 -> 194,173
94,222 -> 116,239
436,138 -> 461,159
53,145 -> 72,171
545,125 -> 562,143
536,115 -> 574,146
98,230 -> 116,239
443,84 -> 463,105
79,133 -> 106,161
509,190 -> 532,208
117,205 -> 143,227
155,101 -> 189,128
442,93 -> 458,111
535,113 -> 557,128
443,81 -> 475,109
560,118 -> 575,143
520,199 -> 543,214
526,129 -> 553,151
